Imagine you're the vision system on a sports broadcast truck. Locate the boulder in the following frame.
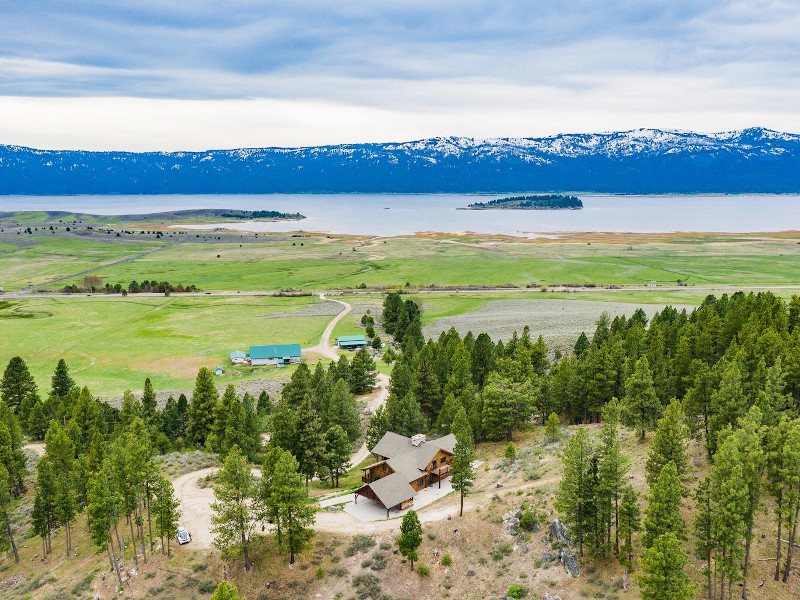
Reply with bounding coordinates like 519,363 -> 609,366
549,518 -> 573,547
541,551 -> 559,564
560,547 -> 580,577
544,593 -> 562,600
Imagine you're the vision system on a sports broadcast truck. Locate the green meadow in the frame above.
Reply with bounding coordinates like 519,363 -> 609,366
0,295 -> 333,397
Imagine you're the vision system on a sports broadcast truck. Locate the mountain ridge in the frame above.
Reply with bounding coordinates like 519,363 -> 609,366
2,127 -> 800,194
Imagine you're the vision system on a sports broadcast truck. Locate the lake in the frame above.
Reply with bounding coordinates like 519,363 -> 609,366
1,194 -> 799,236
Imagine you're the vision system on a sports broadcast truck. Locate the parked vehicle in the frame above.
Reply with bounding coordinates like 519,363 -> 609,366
177,526 -> 192,544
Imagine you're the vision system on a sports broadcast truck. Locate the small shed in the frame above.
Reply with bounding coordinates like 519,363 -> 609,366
336,334 -> 369,350
249,344 -> 302,366
230,350 -> 248,365
214,366 -> 224,376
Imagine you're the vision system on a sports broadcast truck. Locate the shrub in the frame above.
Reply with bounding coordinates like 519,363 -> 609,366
519,509 -> 538,531
315,566 -> 325,579
441,553 -> 452,566
508,583 -> 528,599
379,541 -> 392,551
345,535 -> 377,556
198,580 -> 216,594
370,552 -> 388,570
417,564 -> 430,577
505,443 -> 517,459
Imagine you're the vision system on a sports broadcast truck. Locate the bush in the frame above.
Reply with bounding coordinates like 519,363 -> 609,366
417,564 -> 430,577
315,566 -> 325,579
345,534 -> 377,556
505,442 -> 517,459
370,552 -> 388,570
441,553 -> 452,566
519,509 -> 538,531
508,583 -> 528,599
198,580 -> 216,593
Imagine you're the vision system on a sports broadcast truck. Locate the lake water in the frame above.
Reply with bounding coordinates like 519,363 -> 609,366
1,193 -> 799,236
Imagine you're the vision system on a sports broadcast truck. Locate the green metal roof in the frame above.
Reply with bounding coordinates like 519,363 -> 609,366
249,344 -> 302,359
337,335 -> 367,344
230,350 -> 247,359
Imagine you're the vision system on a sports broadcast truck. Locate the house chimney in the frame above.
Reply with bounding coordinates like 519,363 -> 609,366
411,434 -> 426,447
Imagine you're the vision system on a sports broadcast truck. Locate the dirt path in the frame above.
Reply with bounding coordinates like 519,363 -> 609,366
6,238 -> 184,297
23,443 -> 45,456
302,294 -> 351,360
350,372 -> 390,466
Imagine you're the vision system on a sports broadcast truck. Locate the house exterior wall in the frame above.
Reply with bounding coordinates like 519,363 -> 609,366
250,357 -> 279,366
363,462 -> 391,483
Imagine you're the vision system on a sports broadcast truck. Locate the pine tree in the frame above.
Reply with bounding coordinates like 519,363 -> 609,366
0,464 -> 19,562
350,347 -> 377,395
141,378 -> 159,430
398,509 -> 423,570
211,445 -> 257,571
597,398 -> 629,555
270,449 -> 316,564
555,427 -> 593,556
645,399 -> 689,488
45,420 -> 78,554
638,532 -> 694,600
435,393 -> 463,435
50,359 -> 75,399
120,389 -> 142,428
87,464 -> 124,589
471,333 -> 495,388
327,379 -> 361,441
1,356 -> 37,411
187,367 -> 218,448
0,402 -> 26,496
620,356 -> 662,439
708,360 -> 747,455
444,342 -> 475,410
152,474 -> 181,556
387,392 -> 428,437
766,416 -> 800,582
643,461 -> 684,549
210,582 -> 246,600
294,396 -> 326,487
32,456 -> 58,556
694,477 -> 714,600
450,407 -> 476,516
323,425 -> 351,488
545,412 -> 561,442
480,373 -> 536,442
413,353 -> 442,420
257,390 -> 272,414
618,484 -> 642,574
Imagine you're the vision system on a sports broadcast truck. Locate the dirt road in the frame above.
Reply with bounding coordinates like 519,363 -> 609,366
23,443 -> 45,456
302,294 -> 351,360
351,372 -> 390,466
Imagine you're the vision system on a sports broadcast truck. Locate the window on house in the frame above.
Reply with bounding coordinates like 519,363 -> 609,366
382,464 -> 387,472
418,478 -> 424,487
432,459 -> 437,468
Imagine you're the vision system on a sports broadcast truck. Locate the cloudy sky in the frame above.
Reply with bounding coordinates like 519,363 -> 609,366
1,1 -> 799,150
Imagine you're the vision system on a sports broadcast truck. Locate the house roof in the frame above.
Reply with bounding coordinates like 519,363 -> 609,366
230,350 -> 247,359
367,473 -> 416,509
371,432 -> 457,483
337,335 -> 367,344
249,344 -> 302,359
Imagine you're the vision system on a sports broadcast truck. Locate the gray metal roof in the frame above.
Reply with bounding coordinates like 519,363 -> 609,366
371,432 -> 457,482
367,473 -> 416,509
371,431 -> 412,458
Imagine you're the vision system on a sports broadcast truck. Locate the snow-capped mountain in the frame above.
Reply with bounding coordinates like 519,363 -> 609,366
2,127 -> 799,194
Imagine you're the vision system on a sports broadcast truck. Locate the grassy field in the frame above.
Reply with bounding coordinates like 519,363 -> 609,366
0,295 -> 338,397
3,229 -> 800,293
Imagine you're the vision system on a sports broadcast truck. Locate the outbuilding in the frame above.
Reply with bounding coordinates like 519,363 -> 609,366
249,344 -> 302,366
230,350 -> 248,365
336,334 -> 369,350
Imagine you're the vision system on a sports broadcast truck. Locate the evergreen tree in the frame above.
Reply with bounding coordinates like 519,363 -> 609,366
210,582 -> 246,600
618,484 -> 642,574
694,477 -> 714,600
45,420 -> 77,554
268,398 -> 299,456
1,356 -> 36,411
555,427 -> 593,556
545,412 -> 561,442
211,445 -> 257,571
0,464 -> 19,562
50,359 -> 75,399
32,456 -> 58,556
450,407 -> 475,517
350,347 -> 377,395
327,379 -> 361,441
269,449 -> 316,564
435,393 -> 463,435
0,402 -> 26,496
471,333 -> 495,388
152,474 -> 181,556
295,397 -> 325,487
638,532 -> 695,600
480,372 -> 536,441
281,363 -> 312,406
708,360 -> 747,455
766,416 -> 800,583
86,465 -> 123,589
120,389 -> 142,428
257,390 -> 272,414
187,367 -> 218,448
413,353 -> 442,420
141,378 -> 159,430
621,356 -> 662,439
398,509 -> 423,570
643,461 -> 684,549
597,398 -> 629,555
366,406 -> 389,452
444,342 -> 475,410
387,392 -> 427,437
645,399 -> 690,488
323,425 -> 351,488
574,332 -> 590,357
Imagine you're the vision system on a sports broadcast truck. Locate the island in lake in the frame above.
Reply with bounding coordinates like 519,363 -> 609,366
462,194 -> 583,210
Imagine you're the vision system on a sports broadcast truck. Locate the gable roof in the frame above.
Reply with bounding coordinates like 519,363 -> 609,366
230,350 -> 247,359
367,473 -> 416,509
371,432 -> 457,482
337,335 -> 367,343
249,344 -> 301,359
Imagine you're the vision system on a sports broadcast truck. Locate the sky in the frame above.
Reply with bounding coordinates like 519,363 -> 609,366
1,1 -> 800,150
